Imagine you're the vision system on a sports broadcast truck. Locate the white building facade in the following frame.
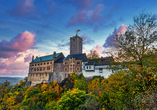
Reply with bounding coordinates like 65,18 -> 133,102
82,61 -> 113,78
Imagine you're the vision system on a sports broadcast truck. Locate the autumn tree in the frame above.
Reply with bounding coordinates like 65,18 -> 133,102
107,12 -> 157,66
87,50 -> 99,59
0,80 -> 10,103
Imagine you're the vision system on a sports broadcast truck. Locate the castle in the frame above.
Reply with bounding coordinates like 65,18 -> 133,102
26,31 -> 113,86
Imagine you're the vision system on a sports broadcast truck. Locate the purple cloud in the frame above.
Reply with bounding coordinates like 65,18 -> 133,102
66,1 -> 105,27
103,25 -> 128,48
93,4 -> 121,32
0,31 -> 36,58
8,0 -> 36,17
24,54 -> 32,62
81,34 -> 94,44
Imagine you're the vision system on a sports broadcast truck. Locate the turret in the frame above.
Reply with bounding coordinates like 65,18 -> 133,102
32,55 -> 34,62
53,51 -> 56,61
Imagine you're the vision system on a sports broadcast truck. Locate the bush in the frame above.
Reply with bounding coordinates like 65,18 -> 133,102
56,88 -> 91,110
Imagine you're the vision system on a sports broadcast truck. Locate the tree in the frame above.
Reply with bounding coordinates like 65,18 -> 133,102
0,80 -> 10,103
87,50 -> 99,59
109,12 -> 157,66
55,88 -> 95,110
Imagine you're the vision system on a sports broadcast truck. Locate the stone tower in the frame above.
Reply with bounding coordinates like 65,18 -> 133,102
70,30 -> 83,55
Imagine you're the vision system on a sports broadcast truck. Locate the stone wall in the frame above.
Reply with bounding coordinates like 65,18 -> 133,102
49,72 -> 69,83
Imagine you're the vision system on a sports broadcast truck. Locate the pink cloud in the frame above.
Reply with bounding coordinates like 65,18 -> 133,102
92,45 -> 103,54
0,31 -> 36,58
9,0 -> 35,16
103,25 -> 128,48
0,49 -> 49,77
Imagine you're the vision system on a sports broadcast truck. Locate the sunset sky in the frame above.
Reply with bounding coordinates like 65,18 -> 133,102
0,0 -> 157,77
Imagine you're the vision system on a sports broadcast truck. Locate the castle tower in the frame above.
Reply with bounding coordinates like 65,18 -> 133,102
70,30 -> 83,55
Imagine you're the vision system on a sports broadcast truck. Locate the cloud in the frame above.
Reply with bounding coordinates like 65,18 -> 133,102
8,0 -> 35,17
0,49 -> 50,76
66,1 -> 105,27
103,25 -> 128,48
81,34 -> 94,44
0,31 -> 36,58
57,39 -> 70,49
93,4 -> 121,32
92,45 -> 103,54
24,54 -> 33,62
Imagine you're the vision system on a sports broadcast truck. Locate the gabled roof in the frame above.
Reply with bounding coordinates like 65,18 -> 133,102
55,57 -> 65,63
63,53 -> 86,61
85,61 -> 95,65
30,53 -> 62,63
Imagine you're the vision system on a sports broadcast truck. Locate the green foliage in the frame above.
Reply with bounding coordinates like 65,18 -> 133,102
0,80 -> 10,103
25,87 -> 41,99
45,101 -> 57,110
55,88 -> 91,110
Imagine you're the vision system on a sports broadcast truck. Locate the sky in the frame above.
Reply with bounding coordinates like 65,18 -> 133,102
0,0 -> 157,77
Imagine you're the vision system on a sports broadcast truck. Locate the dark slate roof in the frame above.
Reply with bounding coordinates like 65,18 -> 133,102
95,63 -> 109,66
30,53 -> 62,63
55,57 -> 65,63
63,53 -> 86,61
85,61 -> 95,65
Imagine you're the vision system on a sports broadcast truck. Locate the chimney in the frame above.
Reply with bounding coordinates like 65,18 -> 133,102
53,51 -> 56,61
32,55 -> 34,62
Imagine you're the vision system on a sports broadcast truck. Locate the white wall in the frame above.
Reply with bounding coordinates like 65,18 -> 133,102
82,64 -> 113,78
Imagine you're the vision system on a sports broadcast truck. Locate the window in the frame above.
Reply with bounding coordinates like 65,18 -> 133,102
87,66 -> 88,69
89,66 -> 91,69
40,67 -> 42,71
73,45 -> 75,48
58,64 -> 61,68
31,68 -> 34,71
70,68 -> 72,71
65,62 -> 68,65
32,64 -> 34,66
80,41 -> 82,44
47,62 -> 49,64
50,62 -> 52,64
47,66 -> 50,70
37,68 -> 39,71
99,68 -> 103,73
77,62 -> 80,64
64,68 -> 68,71
71,62 -> 75,65
73,39 -> 75,42
41,63 -> 42,65
38,63 -> 39,66
77,68 -> 80,71
34,68 -> 36,71
44,63 -> 46,65
35,64 -> 36,66
43,67 -> 45,71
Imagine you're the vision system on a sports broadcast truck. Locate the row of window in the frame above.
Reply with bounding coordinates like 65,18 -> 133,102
64,67 -> 80,71
30,73 -> 48,77
64,62 -> 80,65
31,62 -> 52,66
31,66 -> 51,72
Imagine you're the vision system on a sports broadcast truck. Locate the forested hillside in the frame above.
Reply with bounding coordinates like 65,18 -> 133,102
0,53 -> 157,110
